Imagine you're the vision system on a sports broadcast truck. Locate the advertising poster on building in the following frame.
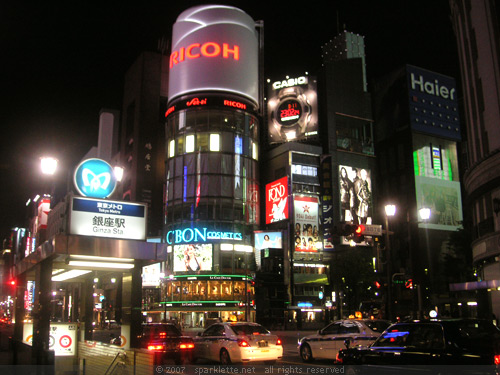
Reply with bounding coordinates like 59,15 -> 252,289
173,244 -> 213,273
142,263 -> 163,287
294,195 -> 320,252
267,75 -> 318,143
265,176 -> 289,224
338,165 -> 373,225
254,232 -> 282,250
70,197 -> 147,240
415,176 -> 463,231
37,197 -> 51,230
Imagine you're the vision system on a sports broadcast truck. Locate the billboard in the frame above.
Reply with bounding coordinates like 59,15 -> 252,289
168,5 -> 259,105
173,244 -> 213,273
70,197 -> 147,240
267,75 -> 318,143
294,195 -> 320,252
339,166 -> 373,224
407,65 -> 461,141
254,231 -> 283,250
265,177 -> 289,224
37,197 -> 51,230
415,176 -> 463,231
142,263 -> 163,287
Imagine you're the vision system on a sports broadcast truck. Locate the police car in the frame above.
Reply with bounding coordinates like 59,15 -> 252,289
298,319 -> 390,363
194,322 -> 283,365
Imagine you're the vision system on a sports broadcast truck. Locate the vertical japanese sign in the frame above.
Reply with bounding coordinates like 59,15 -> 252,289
320,156 -> 334,249
265,177 -> 289,224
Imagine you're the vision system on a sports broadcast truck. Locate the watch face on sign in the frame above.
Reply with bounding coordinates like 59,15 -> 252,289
278,99 -> 302,126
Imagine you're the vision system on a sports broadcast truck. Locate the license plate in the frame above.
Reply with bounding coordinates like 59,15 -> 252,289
258,341 -> 268,347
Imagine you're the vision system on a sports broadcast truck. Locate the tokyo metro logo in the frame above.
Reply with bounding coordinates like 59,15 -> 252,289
74,159 -> 117,199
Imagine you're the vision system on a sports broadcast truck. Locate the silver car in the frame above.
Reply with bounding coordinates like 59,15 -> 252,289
298,319 -> 390,362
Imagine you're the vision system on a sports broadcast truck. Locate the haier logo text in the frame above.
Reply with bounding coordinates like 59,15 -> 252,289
410,73 -> 456,100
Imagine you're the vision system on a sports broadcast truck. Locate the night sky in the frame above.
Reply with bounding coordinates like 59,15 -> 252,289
0,1 -> 459,239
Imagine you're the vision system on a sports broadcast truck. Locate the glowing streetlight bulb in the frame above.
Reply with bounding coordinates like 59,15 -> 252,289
40,157 -> 58,175
385,204 -> 396,217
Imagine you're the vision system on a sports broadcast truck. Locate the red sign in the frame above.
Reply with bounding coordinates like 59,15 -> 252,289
170,42 -> 240,68
265,177 -> 289,224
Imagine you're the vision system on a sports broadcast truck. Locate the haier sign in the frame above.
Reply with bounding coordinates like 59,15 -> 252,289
407,65 -> 461,141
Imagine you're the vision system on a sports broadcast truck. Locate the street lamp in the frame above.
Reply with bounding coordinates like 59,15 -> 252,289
40,156 -> 58,176
384,204 -> 396,321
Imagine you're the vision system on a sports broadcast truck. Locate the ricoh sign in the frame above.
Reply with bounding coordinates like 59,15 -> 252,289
168,5 -> 259,105
406,65 -> 461,140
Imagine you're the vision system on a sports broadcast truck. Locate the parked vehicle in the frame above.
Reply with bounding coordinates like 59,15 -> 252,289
138,323 -> 194,364
298,319 -> 390,362
337,319 -> 500,369
194,322 -> 283,365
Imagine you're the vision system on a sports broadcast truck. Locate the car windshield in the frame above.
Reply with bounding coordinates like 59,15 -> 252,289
364,320 -> 390,333
373,324 -> 445,349
230,324 -> 270,336
144,325 -> 182,337
443,319 -> 500,353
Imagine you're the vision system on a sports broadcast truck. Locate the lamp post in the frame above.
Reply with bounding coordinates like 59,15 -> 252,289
384,204 -> 396,321
417,207 -> 431,319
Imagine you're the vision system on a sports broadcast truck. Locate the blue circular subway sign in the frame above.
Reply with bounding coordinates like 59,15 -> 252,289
74,158 -> 117,199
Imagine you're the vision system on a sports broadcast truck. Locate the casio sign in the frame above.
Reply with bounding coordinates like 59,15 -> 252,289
272,76 -> 308,90
410,73 -> 456,100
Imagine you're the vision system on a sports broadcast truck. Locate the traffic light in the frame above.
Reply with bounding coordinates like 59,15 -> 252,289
6,279 -> 16,296
338,222 -> 357,236
353,224 -> 365,243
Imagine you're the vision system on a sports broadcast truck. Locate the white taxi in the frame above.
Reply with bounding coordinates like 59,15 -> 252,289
194,322 -> 283,365
298,319 -> 390,363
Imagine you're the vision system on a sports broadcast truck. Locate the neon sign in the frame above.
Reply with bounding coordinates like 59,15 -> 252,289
170,42 -> 240,69
272,76 -> 308,90
165,227 -> 243,244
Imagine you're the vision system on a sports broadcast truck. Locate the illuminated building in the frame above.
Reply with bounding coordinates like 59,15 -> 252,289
449,0 -> 500,320
158,5 -> 262,326
373,64 -> 463,318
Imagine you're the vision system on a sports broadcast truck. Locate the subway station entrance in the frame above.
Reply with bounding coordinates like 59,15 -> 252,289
11,233 -> 167,369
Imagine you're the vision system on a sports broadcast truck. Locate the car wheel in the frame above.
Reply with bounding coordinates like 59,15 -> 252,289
220,349 -> 232,365
300,344 -> 314,363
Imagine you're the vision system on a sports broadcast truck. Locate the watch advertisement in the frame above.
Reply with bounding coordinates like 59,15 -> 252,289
267,75 -> 318,143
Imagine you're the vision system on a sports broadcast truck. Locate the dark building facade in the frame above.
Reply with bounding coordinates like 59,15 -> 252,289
450,0 -> 500,320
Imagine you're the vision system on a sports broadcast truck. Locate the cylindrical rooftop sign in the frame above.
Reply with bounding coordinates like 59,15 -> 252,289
168,5 -> 259,106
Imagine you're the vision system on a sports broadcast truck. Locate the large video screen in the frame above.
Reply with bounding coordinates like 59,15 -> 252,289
173,244 -> 213,273
254,232 -> 283,250
338,166 -> 373,224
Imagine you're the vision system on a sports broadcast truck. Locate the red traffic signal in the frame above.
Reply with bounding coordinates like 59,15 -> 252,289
355,224 -> 366,234
8,279 -> 16,287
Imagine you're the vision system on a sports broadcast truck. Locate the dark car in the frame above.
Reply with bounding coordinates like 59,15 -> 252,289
138,323 -> 194,364
337,319 -> 500,369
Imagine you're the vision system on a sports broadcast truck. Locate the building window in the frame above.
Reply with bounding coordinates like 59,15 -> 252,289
186,134 -> 195,153
210,133 -> 220,152
169,140 -> 175,158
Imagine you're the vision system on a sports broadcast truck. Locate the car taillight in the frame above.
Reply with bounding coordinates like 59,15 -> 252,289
276,338 -> 282,346
237,339 -> 250,347
336,352 -> 343,364
494,354 -> 500,365
147,344 -> 164,351
179,343 -> 195,350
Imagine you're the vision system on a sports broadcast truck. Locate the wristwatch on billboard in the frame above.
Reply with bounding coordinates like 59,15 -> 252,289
271,86 -> 312,141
